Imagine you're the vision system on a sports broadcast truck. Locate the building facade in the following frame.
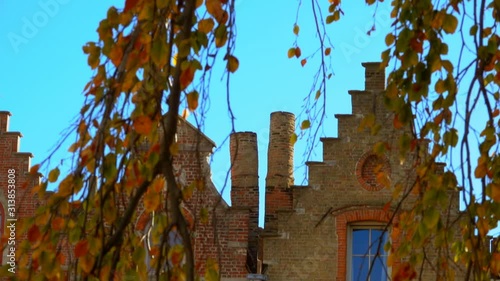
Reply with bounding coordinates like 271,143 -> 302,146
0,63 -> 462,280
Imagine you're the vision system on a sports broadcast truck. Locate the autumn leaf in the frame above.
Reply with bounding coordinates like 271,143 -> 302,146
290,133 -> 298,145
133,115 -> 153,135
48,167 -> 60,183
293,24 -> 300,35
205,258 -> 220,281
168,244 -> 185,266
124,0 -> 140,12
287,48 -> 295,58
186,91 -> 199,111
109,43 -> 123,67
51,216 -> 65,231
198,18 -> 215,34
180,66 -> 195,89
294,47 -> 302,58
30,164 -> 40,175
27,225 -> 41,243
74,239 -> 89,258
227,55 -> 239,73
301,59 -> 307,67
300,120 -> 311,130
144,191 -> 160,212
443,14 -> 458,34
79,255 -> 95,274
325,47 -> 331,56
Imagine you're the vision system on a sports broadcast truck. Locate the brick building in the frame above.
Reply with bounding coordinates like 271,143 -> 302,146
0,62 -> 462,280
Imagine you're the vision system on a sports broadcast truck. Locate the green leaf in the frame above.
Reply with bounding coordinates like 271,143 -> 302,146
423,208 -> 440,228
443,128 -> 459,147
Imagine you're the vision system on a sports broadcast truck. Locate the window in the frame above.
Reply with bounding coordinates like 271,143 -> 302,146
348,225 -> 388,281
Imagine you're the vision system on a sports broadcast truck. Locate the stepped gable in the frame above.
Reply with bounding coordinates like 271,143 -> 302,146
0,111 -> 40,264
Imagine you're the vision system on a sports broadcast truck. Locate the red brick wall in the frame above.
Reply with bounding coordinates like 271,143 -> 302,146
0,111 -> 40,265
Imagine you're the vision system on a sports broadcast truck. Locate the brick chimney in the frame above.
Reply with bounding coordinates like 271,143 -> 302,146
230,132 -> 259,272
362,62 -> 385,92
265,112 -> 294,228
0,111 -> 11,133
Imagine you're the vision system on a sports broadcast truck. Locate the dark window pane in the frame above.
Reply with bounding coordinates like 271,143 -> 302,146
352,256 -> 368,281
352,229 -> 369,255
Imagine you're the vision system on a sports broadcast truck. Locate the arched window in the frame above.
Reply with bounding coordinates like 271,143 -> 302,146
336,208 -> 396,281
348,223 -> 388,281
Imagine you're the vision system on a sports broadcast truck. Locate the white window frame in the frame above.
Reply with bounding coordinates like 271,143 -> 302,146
347,222 -> 390,281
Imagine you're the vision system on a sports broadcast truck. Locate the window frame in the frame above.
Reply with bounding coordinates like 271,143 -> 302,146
347,222 -> 390,281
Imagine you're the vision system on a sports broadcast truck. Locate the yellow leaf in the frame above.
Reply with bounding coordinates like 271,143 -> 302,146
287,48 -> 295,58
79,255 -> 95,274
170,142 -> 179,156
181,108 -> 189,119
290,133 -> 298,145
293,24 -> 300,35
48,167 -> 60,183
300,120 -> 310,130
227,55 -> 239,73
205,258 -> 220,281
198,18 -> 215,34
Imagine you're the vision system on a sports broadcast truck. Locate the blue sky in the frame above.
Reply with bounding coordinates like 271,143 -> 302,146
0,0 -> 393,225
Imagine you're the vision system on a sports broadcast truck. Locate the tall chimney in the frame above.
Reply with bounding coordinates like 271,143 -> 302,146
230,132 -> 259,272
0,111 -> 11,133
265,112 -> 295,228
362,62 -> 385,92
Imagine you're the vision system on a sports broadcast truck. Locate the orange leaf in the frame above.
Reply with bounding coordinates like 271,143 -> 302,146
151,177 -> 166,193
180,66 -> 195,90
325,47 -> 331,56
301,59 -> 307,67
109,44 -> 123,67
294,47 -> 301,58
186,91 -> 199,111
27,225 -> 41,243
393,114 -> 403,129
51,217 -> 65,231
30,164 -> 40,175
75,239 -> 89,258
133,115 -> 153,135
124,0 -> 139,12
143,191 -> 160,212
